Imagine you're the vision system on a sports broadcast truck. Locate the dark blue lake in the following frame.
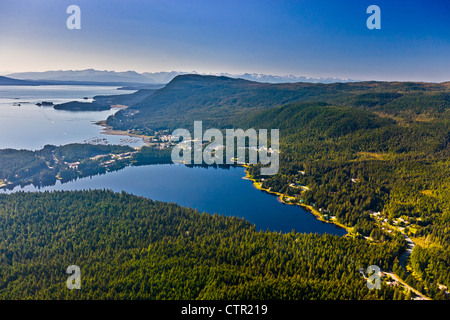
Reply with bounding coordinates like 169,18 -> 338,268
5,164 -> 346,235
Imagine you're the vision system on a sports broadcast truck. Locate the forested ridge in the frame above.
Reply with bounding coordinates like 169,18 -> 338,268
106,74 -> 449,133
0,190 -> 405,299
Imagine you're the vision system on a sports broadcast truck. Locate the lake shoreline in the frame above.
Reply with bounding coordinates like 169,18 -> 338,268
94,117 -> 346,235
1,163 -> 346,235
241,166 -> 350,236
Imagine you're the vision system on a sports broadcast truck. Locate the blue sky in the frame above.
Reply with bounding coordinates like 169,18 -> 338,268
0,0 -> 448,81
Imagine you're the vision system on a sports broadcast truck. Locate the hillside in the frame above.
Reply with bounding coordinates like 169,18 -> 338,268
106,74 -> 450,133
243,102 -> 396,138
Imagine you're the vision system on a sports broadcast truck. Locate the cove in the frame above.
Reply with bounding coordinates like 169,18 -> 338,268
4,164 -> 346,235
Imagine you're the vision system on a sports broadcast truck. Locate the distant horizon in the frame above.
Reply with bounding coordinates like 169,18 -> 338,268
2,68 -> 358,80
1,68 -> 449,84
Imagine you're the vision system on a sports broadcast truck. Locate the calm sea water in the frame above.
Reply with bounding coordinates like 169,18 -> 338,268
0,85 -> 144,150
2,164 -> 346,235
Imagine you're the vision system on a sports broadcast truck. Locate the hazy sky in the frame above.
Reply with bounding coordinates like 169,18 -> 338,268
0,0 -> 448,81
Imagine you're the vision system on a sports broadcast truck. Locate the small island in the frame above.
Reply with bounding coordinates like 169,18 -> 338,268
53,101 -> 111,111
36,101 -> 54,106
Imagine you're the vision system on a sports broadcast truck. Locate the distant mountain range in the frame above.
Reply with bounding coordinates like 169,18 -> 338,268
6,69 -> 357,85
0,74 -> 162,88
218,72 -> 357,84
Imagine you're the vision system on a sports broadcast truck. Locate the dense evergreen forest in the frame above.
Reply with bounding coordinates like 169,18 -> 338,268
242,100 -> 449,299
0,190 -> 405,299
53,101 -> 111,111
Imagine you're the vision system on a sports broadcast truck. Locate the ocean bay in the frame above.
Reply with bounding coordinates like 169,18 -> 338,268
0,85 -> 144,150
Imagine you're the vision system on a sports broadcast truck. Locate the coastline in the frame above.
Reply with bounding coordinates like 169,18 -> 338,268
95,120 -> 153,147
241,166 -> 351,236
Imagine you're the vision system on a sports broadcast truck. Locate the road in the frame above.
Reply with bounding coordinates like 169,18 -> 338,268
387,233 -> 431,300
384,271 -> 431,300
399,234 -> 415,269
